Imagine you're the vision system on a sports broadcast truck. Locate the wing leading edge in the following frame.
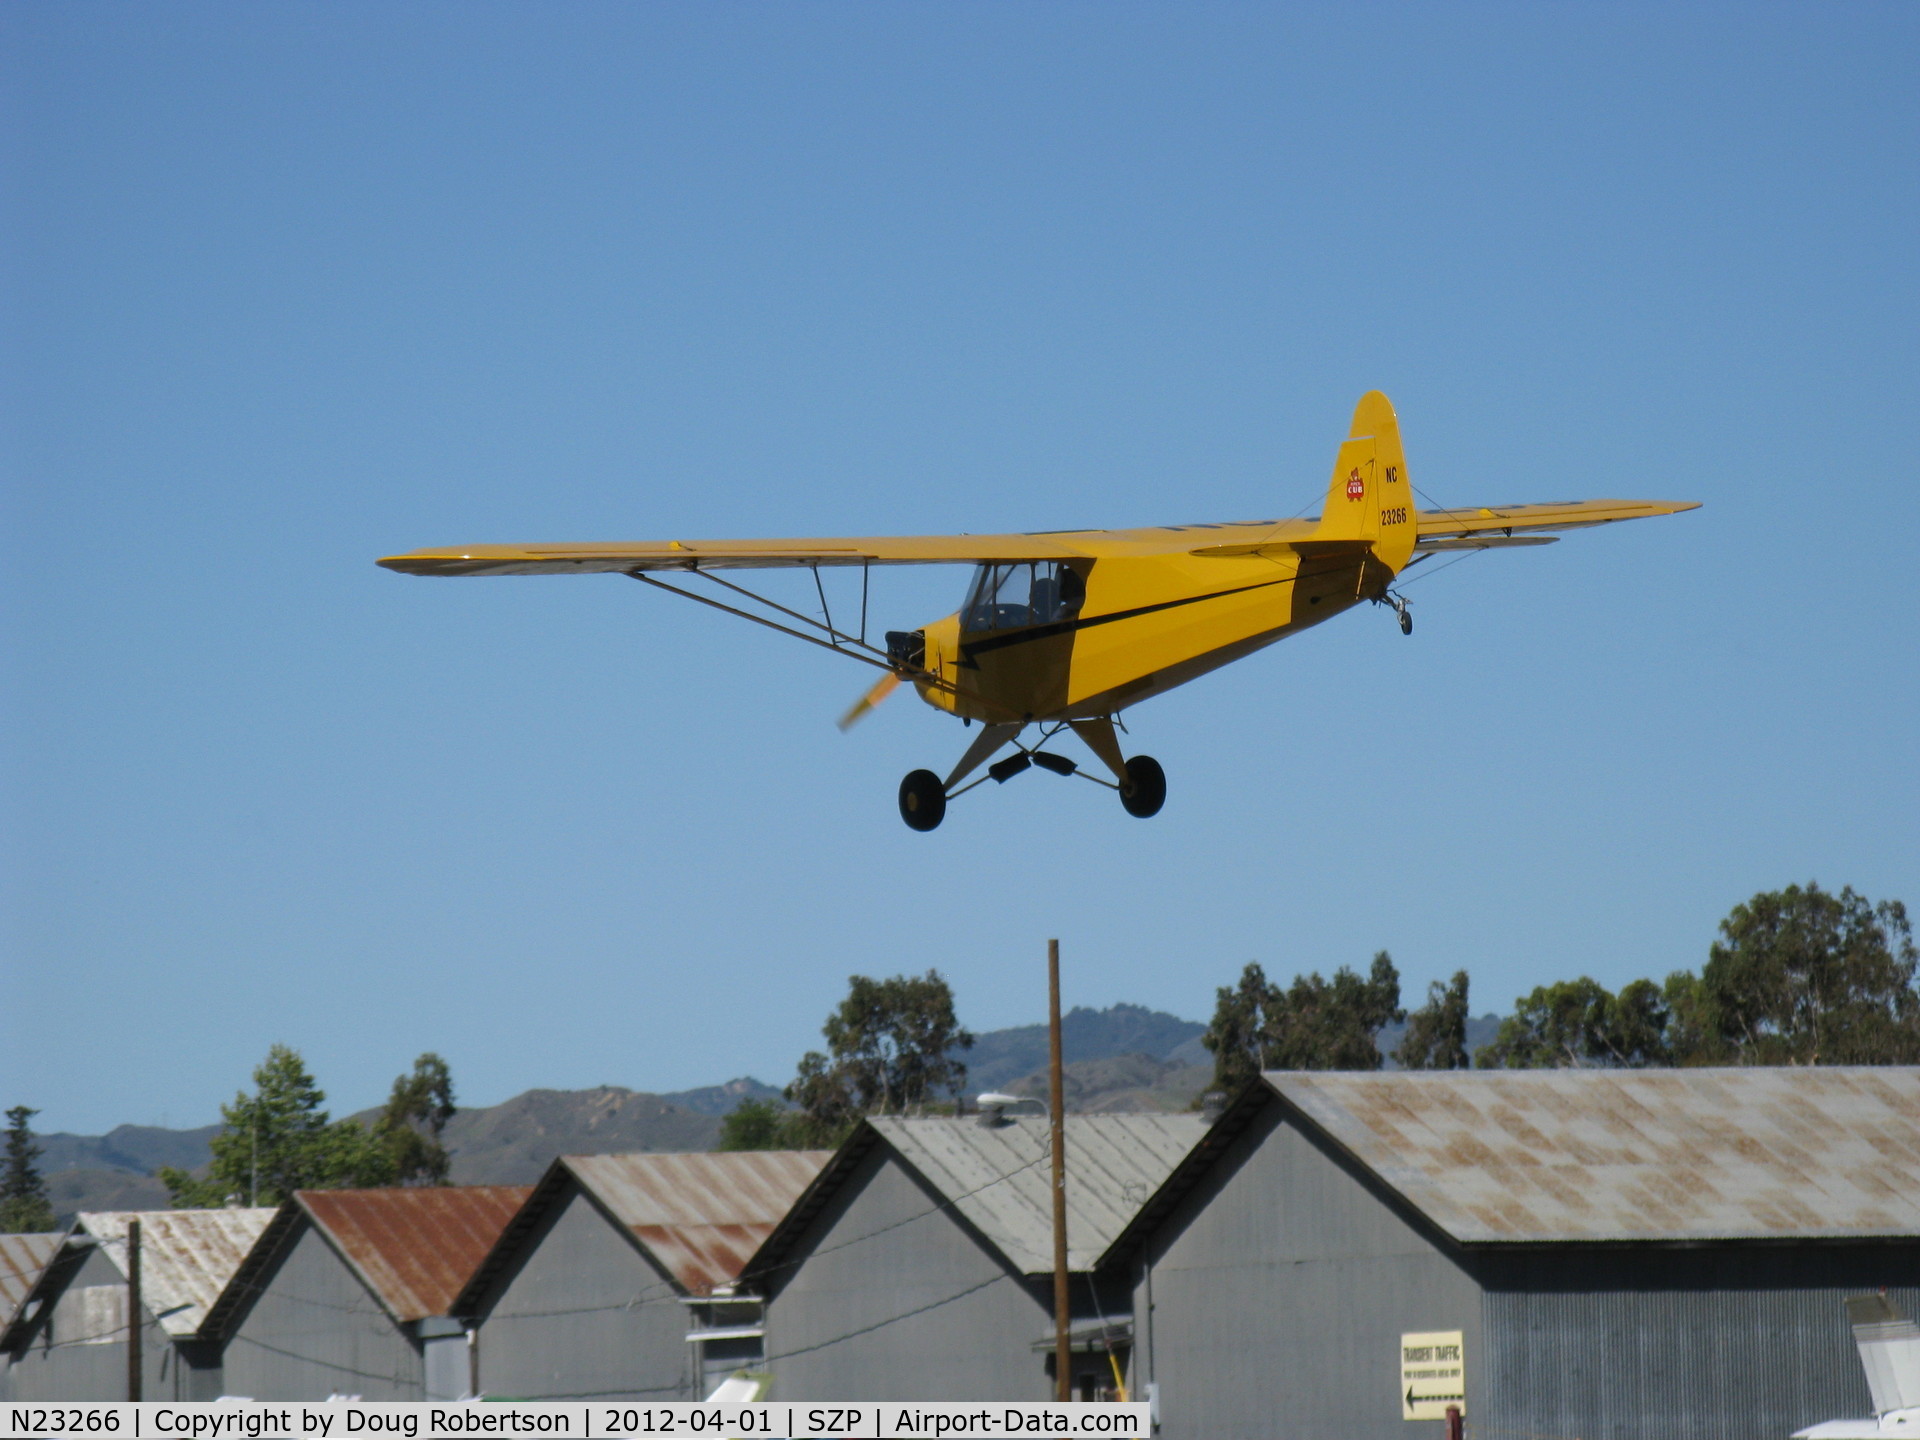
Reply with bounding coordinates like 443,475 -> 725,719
377,500 -> 1697,576
375,534 -> 1094,576
375,517 -> 1322,576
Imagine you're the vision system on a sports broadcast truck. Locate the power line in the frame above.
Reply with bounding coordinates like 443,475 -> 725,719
761,1273 -> 1011,1363
224,1331 -> 415,1389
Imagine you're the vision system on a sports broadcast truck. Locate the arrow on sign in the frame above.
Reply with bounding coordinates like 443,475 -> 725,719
1408,1386 -> 1465,1409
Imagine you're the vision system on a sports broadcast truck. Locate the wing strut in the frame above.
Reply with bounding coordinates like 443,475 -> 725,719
624,568 -> 968,705
626,570 -> 897,673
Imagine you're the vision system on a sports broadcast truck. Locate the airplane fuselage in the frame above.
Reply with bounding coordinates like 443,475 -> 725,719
911,544 -> 1396,724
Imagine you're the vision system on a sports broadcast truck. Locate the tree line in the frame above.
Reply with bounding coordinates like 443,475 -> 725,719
0,1047 -> 461,1230
723,880 -> 1917,1151
720,970 -> 973,1151
7,880 -> 1912,1224
152,1046 -> 459,1207
729,879 -> 1919,1154
1204,882 -> 1919,1088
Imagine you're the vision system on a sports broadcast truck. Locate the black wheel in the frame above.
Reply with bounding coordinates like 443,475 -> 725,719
1399,609 -> 1413,635
1120,755 -> 1166,818
899,769 -> 947,831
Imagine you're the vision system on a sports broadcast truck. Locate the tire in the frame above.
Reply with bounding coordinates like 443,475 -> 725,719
1120,755 -> 1166,818
899,769 -> 947,831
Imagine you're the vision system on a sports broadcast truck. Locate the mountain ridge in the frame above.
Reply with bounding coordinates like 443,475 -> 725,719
32,1004 -> 1507,1221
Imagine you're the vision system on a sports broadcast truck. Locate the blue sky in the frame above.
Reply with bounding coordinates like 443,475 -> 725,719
4,3 -> 1916,1134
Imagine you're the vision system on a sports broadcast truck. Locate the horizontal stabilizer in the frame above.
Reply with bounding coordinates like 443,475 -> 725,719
1418,498 -> 1698,540
1413,535 -> 1559,552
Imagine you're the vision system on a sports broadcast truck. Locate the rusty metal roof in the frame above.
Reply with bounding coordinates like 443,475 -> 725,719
748,1115 -> 1209,1285
0,1233 -> 62,1332
1266,1066 -> 1920,1243
77,1209 -> 277,1337
292,1187 -> 531,1323
870,1115 -> 1209,1273
562,1151 -> 832,1296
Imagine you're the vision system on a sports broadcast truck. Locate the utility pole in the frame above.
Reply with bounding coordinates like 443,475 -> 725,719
1049,938 -> 1071,1403
126,1219 -> 142,1402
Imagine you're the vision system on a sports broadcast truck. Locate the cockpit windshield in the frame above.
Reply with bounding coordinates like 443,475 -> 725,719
961,561 -> 1085,633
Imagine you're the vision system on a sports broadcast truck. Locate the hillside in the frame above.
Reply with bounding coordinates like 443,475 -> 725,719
45,1168 -> 173,1220
37,1123 -> 223,1177
35,1003 -> 1513,1219
39,1079 -> 783,1219
964,1003 -> 1205,1092
1004,1055 -> 1216,1114
438,1086 -> 727,1184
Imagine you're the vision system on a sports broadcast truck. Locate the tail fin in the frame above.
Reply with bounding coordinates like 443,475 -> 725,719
1313,391 -> 1416,575
1847,1294 -> 1920,1417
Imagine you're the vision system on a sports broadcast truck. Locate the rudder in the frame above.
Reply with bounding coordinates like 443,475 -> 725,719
1313,391 -> 1416,576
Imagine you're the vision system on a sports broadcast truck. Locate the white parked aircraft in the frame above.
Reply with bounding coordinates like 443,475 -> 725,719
1794,1296 -> 1920,1438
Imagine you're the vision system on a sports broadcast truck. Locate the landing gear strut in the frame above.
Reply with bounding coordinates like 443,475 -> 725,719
896,718 -> 1168,829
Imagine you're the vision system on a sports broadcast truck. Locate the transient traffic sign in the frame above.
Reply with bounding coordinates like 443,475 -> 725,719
1400,1329 -> 1466,1421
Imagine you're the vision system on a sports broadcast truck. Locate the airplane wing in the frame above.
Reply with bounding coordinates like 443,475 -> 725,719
380,500 -> 1697,575
376,533 -> 1094,576
1415,498 -> 1699,542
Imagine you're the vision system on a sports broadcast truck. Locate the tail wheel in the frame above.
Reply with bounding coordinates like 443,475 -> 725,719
1120,755 -> 1166,818
898,769 -> 947,831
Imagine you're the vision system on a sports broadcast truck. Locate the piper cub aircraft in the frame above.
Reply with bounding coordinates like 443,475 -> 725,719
380,392 -> 1696,830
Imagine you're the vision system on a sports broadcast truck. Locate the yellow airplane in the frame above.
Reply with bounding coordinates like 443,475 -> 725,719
380,392 -> 1696,830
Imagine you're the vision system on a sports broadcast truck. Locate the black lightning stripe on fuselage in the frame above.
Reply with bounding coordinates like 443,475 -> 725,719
957,575 -> 1296,665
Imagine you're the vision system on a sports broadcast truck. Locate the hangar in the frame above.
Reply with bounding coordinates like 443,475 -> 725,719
455,1150 -> 831,1401
749,1113 -> 1206,1403
206,1186 -> 528,1400
1109,1067 -> 1920,1440
0,1209 -> 273,1401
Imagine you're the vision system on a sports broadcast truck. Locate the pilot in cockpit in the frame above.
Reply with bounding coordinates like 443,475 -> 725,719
962,561 -> 1085,633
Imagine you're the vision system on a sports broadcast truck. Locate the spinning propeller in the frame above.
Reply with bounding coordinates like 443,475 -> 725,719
837,670 -> 901,731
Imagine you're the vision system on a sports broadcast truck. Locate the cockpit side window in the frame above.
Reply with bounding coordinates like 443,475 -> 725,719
1038,563 -> 1085,622
961,561 -> 1085,633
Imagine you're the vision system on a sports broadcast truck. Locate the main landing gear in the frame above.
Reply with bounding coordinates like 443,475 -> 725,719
898,769 -> 946,832
1120,755 -> 1166,818
896,718 -> 1164,831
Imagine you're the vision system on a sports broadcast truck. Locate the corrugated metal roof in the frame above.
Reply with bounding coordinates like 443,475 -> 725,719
1267,1066 -> 1920,1243
297,1187 -> 531,1323
565,1151 -> 832,1296
0,1233 -> 62,1330
78,1209 -> 277,1337
870,1114 -> 1208,1273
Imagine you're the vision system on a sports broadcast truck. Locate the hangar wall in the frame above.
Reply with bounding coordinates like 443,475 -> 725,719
1133,1101 -> 1483,1440
1477,1252 -> 1920,1440
475,1184 -> 692,1402
220,1222 -> 421,1401
764,1147 -> 1055,1402
0,1247 -> 174,1402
